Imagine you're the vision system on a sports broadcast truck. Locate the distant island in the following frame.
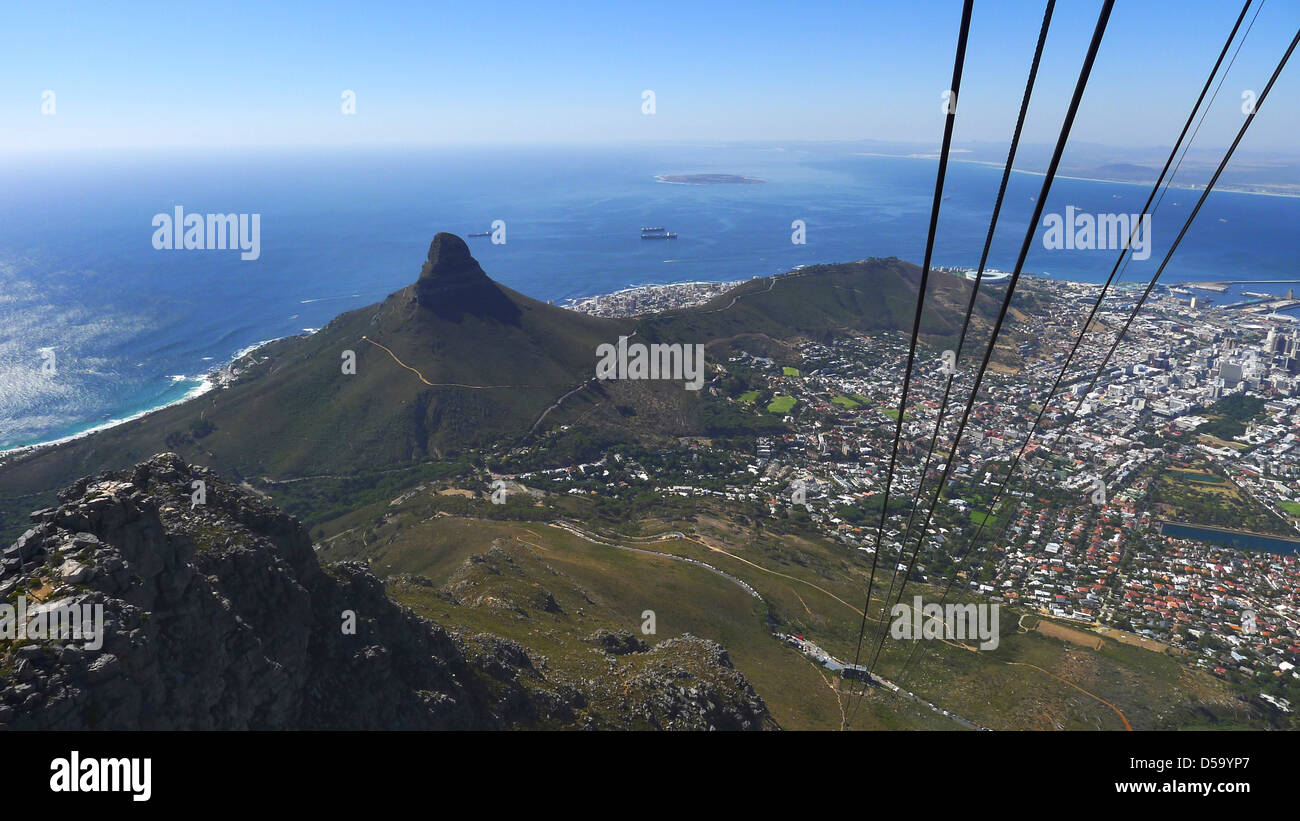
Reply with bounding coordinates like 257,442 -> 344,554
655,173 -> 766,185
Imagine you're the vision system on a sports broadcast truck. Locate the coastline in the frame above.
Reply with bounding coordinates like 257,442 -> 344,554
0,336 -> 290,462
850,152 -> 1300,199
562,278 -> 741,302
3,245 -> 1292,460
560,278 -> 745,317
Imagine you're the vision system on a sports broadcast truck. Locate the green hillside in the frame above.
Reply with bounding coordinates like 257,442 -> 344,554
0,240 -> 996,542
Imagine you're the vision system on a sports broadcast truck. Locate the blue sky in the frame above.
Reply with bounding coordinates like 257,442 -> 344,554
3,0 -> 1298,153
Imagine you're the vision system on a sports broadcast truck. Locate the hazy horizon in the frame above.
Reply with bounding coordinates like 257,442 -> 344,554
5,0 -> 1300,155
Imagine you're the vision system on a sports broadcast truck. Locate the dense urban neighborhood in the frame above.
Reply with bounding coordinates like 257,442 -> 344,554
514,272 -> 1300,711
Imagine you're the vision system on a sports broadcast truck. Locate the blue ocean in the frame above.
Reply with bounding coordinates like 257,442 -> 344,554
2,143 -> 1298,451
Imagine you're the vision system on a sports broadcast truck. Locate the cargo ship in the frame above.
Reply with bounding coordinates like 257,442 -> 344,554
641,226 -> 677,239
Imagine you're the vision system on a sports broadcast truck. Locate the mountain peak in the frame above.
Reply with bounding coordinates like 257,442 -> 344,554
412,233 -> 520,323
420,232 -> 483,283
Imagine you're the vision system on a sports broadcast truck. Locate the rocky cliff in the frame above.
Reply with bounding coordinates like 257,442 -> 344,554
412,232 -> 523,322
0,454 -> 769,730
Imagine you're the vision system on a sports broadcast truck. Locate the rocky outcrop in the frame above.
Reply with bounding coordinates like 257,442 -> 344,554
0,454 -> 516,729
0,454 -> 769,730
413,232 -> 521,323
586,629 -> 650,655
624,636 -> 770,731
